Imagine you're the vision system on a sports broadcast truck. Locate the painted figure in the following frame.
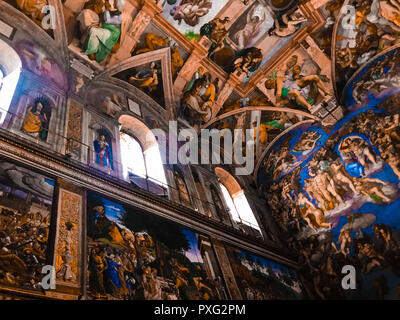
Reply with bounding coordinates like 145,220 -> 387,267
271,10 -> 306,37
232,47 -> 263,77
77,0 -> 125,63
94,134 -> 114,170
200,17 -> 230,56
22,97 -> 51,141
135,33 -> 170,55
265,71 -> 330,111
128,62 -> 159,93
174,170 -> 191,205
171,0 -> 212,27
233,4 -> 274,50
181,72 -> 215,126
171,45 -> 184,77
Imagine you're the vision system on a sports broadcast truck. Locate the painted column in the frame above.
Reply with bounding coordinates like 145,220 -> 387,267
110,0 -> 163,64
52,179 -> 83,298
173,36 -> 211,95
65,99 -> 83,161
211,239 -> 243,300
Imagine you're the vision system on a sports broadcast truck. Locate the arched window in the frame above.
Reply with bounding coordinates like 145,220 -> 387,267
120,132 -> 147,179
119,115 -> 167,189
215,167 -> 261,234
0,39 -> 21,125
144,145 -> 167,186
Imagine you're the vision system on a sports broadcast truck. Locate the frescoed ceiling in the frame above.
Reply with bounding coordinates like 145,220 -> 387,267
6,0 -> 399,178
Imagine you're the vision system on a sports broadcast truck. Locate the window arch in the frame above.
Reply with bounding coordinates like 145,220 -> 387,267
215,167 -> 261,234
119,115 -> 167,188
0,39 -> 21,125
120,132 -> 147,179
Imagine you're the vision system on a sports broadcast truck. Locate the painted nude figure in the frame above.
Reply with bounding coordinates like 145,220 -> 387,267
353,177 -> 391,202
297,193 -> 331,230
265,72 -> 330,111
271,11 -> 307,37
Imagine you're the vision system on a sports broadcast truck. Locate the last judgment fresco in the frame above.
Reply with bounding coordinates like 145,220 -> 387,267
259,48 -> 400,299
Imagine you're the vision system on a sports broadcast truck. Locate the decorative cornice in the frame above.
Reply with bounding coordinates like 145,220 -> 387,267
0,132 -> 299,269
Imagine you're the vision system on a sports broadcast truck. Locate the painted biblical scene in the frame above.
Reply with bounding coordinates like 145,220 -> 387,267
343,47 -> 400,113
263,54 -> 333,114
225,245 -> 303,300
197,0 -> 306,81
259,53 -> 400,299
259,122 -> 325,182
161,0 -> 229,40
0,158 -> 54,290
86,192 -> 226,300
114,61 -> 165,108
131,24 -> 190,80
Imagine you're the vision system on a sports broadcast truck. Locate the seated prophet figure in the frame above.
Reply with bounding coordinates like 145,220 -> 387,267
77,0 -> 125,63
181,72 -> 215,127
